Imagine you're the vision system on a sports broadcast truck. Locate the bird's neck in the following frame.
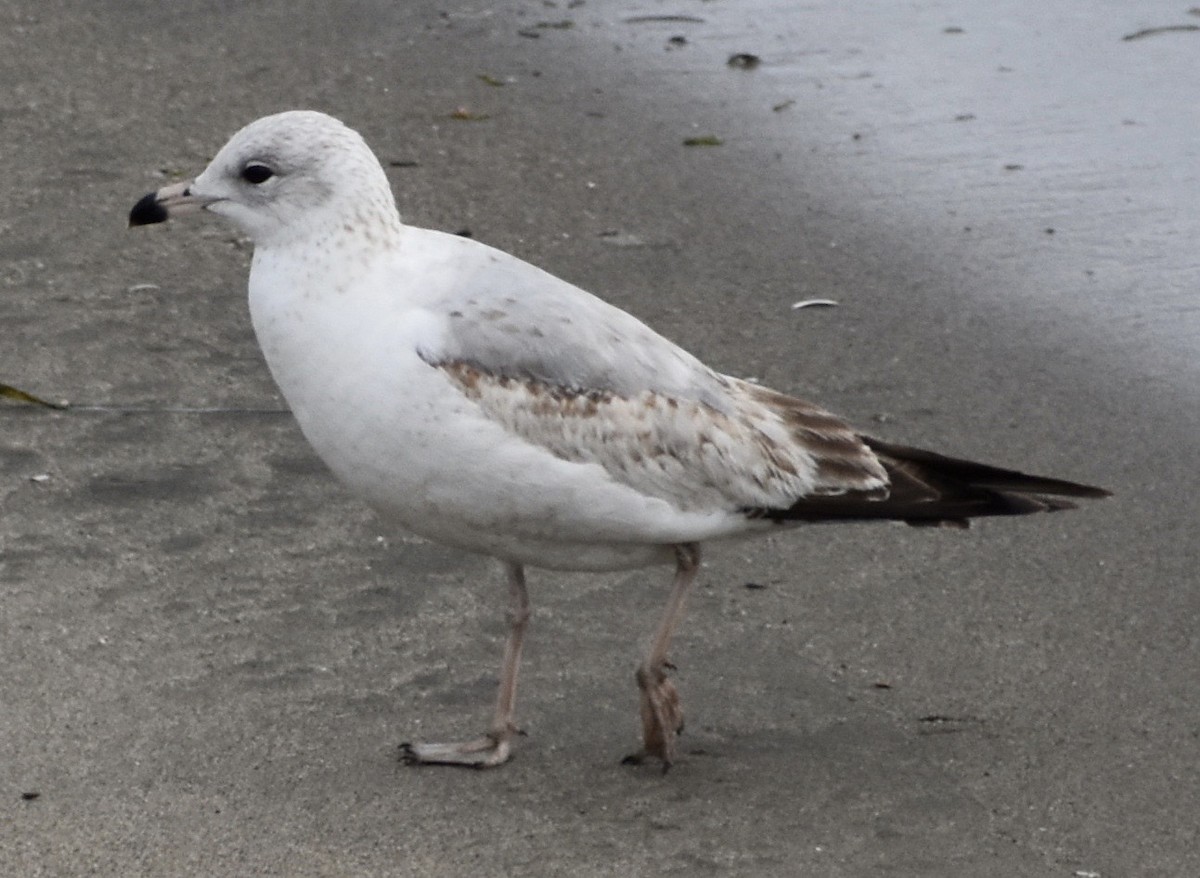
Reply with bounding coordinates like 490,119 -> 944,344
254,210 -> 403,288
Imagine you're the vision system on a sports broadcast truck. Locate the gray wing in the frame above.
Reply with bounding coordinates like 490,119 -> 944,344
401,230 -> 889,512
405,229 -> 735,410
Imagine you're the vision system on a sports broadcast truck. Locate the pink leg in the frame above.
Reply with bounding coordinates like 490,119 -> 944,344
623,544 -> 700,770
401,562 -> 530,768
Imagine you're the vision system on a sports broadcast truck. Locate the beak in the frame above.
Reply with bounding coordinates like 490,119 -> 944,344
129,180 -> 221,227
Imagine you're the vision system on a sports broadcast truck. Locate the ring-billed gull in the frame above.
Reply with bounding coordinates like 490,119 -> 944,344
130,110 -> 1108,770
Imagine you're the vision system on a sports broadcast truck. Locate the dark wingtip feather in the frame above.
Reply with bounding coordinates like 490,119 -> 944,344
860,436 -> 1111,500
751,435 -> 1108,527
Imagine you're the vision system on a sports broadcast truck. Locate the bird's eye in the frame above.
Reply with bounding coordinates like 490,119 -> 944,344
241,163 -> 274,185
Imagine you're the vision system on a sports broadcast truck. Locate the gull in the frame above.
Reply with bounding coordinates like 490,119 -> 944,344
129,111 -> 1108,770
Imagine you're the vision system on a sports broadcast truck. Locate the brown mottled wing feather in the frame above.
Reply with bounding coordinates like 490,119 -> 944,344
734,382 -> 888,498
431,362 -> 889,513
756,435 -> 1110,528
430,355 -> 1107,526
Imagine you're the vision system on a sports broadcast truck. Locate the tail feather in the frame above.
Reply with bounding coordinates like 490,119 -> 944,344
752,435 -> 1110,528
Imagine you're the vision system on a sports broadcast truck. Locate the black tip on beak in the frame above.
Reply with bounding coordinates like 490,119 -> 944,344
129,191 -> 169,227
